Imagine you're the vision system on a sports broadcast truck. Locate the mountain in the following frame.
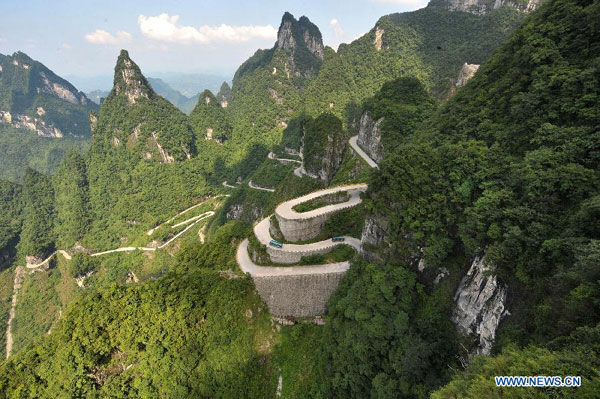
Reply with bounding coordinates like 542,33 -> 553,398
150,71 -> 230,97
227,12 -> 325,150
90,50 -> 195,163
189,89 -> 232,145
146,77 -> 198,114
87,78 -> 201,115
302,3 -> 528,130
85,89 -> 110,104
0,51 -> 97,138
216,81 -> 231,107
431,0 -> 543,14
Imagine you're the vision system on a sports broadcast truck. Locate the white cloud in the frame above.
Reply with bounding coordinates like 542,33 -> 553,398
85,29 -> 132,45
138,14 -> 277,44
330,18 -> 344,38
62,43 -> 72,50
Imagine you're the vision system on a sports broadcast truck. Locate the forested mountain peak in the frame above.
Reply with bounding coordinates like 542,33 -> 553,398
0,50 -> 97,138
111,49 -> 154,105
91,49 -> 195,162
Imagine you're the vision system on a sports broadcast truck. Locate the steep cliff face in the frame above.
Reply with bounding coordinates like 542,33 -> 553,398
431,0 -> 542,15
451,255 -> 509,355
456,63 -> 480,87
360,215 -> 391,262
0,51 -> 97,137
356,111 -> 385,164
302,113 -> 345,183
276,12 -> 324,77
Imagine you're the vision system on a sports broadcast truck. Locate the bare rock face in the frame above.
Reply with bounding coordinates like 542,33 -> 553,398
442,0 -> 542,15
357,111 -> 385,164
113,50 -> 153,105
451,255 -> 509,355
374,26 -> 386,51
276,13 -> 324,77
360,215 -> 392,262
456,63 -> 480,87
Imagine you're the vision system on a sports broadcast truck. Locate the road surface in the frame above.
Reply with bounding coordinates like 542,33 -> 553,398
275,184 -> 367,221
248,180 -> 276,193
349,135 -> 379,168
237,239 -> 350,277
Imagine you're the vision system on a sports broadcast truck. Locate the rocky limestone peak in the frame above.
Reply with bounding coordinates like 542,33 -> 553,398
199,89 -> 218,107
429,0 -> 543,15
112,49 -> 154,104
276,12 -> 324,60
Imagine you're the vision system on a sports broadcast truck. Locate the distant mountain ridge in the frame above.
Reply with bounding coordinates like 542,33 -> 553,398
0,51 -> 97,138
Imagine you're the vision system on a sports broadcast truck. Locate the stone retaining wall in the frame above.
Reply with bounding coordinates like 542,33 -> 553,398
267,242 -> 339,264
253,272 -> 347,317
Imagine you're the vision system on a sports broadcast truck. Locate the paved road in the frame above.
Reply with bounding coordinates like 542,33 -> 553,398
237,239 -> 350,277
275,184 -> 367,221
222,181 -> 237,189
349,135 -> 379,168
268,152 -> 301,164
27,210 -> 215,268
248,180 -> 275,193
254,216 -> 361,254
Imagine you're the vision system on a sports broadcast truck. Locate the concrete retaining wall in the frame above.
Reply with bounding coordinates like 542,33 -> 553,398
253,272 -> 347,317
267,243 -> 338,264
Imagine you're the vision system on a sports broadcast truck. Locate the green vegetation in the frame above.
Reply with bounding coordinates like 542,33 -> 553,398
0,125 -> 89,182
299,244 -> 356,265
250,158 -> 293,189
189,89 -> 232,144
53,150 -> 90,248
17,168 -> 55,259
0,269 -> 277,398
302,113 -> 346,182
0,179 -> 22,267
307,261 -> 457,398
0,51 -> 97,138
433,325 -> 600,398
67,253 -> 100,278
0,269 -> 14,351
303,5 -> 526,127
362,77 -> 436,153
292,192 -> 349,213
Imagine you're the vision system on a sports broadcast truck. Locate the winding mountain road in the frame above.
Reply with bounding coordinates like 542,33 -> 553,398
275,184 -> 367,221
349,135 -> 379,168
268,152 -> 302,165
248,180 -> 276,193
237,239 -> 351,277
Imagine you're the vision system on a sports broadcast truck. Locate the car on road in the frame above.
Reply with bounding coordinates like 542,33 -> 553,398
332,237 -> 345,242
269,239 -> 283,248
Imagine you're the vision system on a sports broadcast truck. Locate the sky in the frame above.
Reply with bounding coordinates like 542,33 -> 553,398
0,0 -> 428,84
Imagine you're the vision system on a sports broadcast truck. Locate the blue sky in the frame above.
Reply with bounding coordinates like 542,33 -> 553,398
0,0 -> 428,81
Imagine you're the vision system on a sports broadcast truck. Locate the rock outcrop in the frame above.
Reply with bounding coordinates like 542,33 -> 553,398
302,114 -> 345,183
360,215 -> 392,262
451,255 -> 509,355
276,12 -> 324,77
435,0 -> 542,15
356,111 -> 385,164
456,63 -> 480,87
113,50 -> 152,105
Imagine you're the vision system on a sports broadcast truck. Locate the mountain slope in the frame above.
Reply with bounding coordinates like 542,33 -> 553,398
228,12 -> 324,150
0,51 -> 97,138
303,4 -> 527,128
